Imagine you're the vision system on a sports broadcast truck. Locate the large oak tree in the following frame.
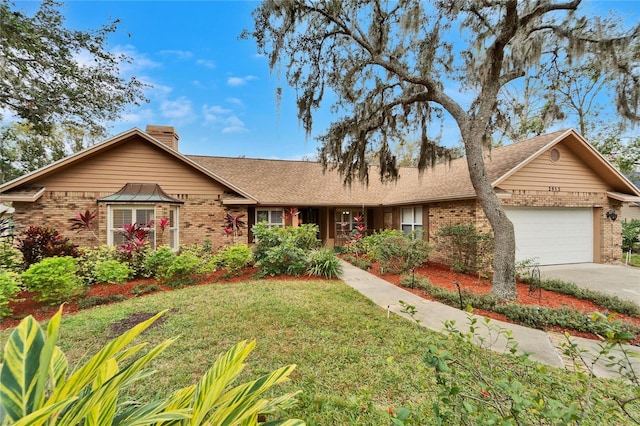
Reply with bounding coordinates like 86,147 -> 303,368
0,0 -> 146,136
248,0 -> 640,300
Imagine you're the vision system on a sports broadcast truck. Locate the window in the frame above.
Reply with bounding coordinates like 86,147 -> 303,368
335,209 -> 366,242
108,205 -> 155,248
401,206 -> 423,236
256,209 -> 284,228
168,206 -> 179,250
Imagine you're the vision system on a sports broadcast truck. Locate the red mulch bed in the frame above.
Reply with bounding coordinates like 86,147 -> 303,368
367,261 -> 640,344
2,262 -> 639,346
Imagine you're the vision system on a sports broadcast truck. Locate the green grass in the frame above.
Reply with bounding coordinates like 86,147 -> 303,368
1,279 -> 637,424
623,252 -> 640,267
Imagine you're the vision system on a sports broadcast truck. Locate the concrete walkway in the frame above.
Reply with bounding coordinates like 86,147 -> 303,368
339,260 -> 640,379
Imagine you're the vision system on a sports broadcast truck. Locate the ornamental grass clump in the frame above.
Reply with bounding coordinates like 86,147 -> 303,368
306,247 -> 342,279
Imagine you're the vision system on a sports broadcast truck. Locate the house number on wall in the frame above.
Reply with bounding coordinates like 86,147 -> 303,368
548,186 -> 561,192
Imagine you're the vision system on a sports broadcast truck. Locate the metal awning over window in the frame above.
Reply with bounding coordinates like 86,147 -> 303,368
99,183 -> 184,204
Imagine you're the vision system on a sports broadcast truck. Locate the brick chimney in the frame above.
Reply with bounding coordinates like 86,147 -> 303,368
145,125 -> 179,151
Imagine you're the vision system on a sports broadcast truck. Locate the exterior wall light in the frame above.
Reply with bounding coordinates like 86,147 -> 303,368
606,210 -> 618,221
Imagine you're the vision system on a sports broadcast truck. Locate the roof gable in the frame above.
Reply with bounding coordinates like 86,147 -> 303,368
493,129 -> 640,196
0,128 -> 257,202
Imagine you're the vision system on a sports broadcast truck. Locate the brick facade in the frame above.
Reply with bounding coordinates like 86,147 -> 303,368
422,190 -> 622,264
13,191 -> 248,252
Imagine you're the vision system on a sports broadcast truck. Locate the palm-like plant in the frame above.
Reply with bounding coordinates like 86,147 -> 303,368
0,308 -> 304,425
68,209 -> 99,242
224,214 -> 246,243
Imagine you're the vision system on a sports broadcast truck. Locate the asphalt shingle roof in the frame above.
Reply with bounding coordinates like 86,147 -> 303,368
187,130 -> 568,206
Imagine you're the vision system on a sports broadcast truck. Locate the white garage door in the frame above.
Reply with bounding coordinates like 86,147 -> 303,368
504,207 -> 593,265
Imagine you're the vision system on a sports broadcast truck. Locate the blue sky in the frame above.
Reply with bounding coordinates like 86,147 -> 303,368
9,1 -> 640,160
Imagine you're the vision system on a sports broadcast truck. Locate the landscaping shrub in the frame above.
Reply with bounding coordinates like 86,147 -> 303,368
342,254 -> 372,270
253,223 -> 320,258
76,245 -> 120,285
540,279 -> 640,318
359,229 -> 405,262
252,222 -> 320,276
213,244 -> 253,276
0,242 -> 23,273
435,224 -> 493,274
400,274 -> 640,338
17,226 -> 79,267
307,247 -> 342,278
257,242 -> 307,277
178,242 -> 218,275
163,252 -> 201,287
119,244 -> 150,278
142,245 -> 176,278
76,294 -> 128,309
130,283 -> 160,296
21,256 -> 83,303
0,271 -> 20,319
92,259 -> 132,284
375,231 -> 430,274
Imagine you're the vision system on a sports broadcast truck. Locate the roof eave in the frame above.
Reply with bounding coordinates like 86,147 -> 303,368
607,191 -> 640,202
0,187 -> 46,203
222,199 -> 258,205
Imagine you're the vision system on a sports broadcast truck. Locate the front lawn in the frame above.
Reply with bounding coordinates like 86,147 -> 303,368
3,278 -> 637,425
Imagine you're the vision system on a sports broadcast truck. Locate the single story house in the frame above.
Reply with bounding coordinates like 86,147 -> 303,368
1,125 -> 638,266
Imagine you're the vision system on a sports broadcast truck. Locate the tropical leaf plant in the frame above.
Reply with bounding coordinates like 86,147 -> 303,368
68,210 -> 99,242
0,308 -> 305,425
224,213 -> 247,243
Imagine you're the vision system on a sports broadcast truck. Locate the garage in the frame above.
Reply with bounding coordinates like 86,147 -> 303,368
504,207 -> 593,265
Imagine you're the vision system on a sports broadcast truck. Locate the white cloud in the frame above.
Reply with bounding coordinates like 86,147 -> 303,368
143,80 -> 173,99
112,44 -> 161,74
227,75 -> 258,86
226,97 -> 244,107
159,50 -> 193,60
202,105 -> 232,123
196,59 -> 216,69
120,108 -> 155,124
222,116 -> 248,134
160,97 -> 195,124
202,105 -> 249,133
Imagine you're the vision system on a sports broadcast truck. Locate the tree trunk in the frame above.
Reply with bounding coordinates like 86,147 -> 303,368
462,131 -> 517,301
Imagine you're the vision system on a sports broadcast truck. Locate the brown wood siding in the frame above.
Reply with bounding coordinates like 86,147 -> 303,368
31,139 -> 226,195
501,145 -> 608,192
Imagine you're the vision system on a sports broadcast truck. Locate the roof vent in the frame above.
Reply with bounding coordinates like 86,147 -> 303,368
145,125 -> 179,151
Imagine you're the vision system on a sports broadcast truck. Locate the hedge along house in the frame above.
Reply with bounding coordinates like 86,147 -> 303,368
0,125 -> 638,265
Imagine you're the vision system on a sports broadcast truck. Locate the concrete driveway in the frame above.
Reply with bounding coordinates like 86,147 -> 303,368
538,263 -> 640,305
